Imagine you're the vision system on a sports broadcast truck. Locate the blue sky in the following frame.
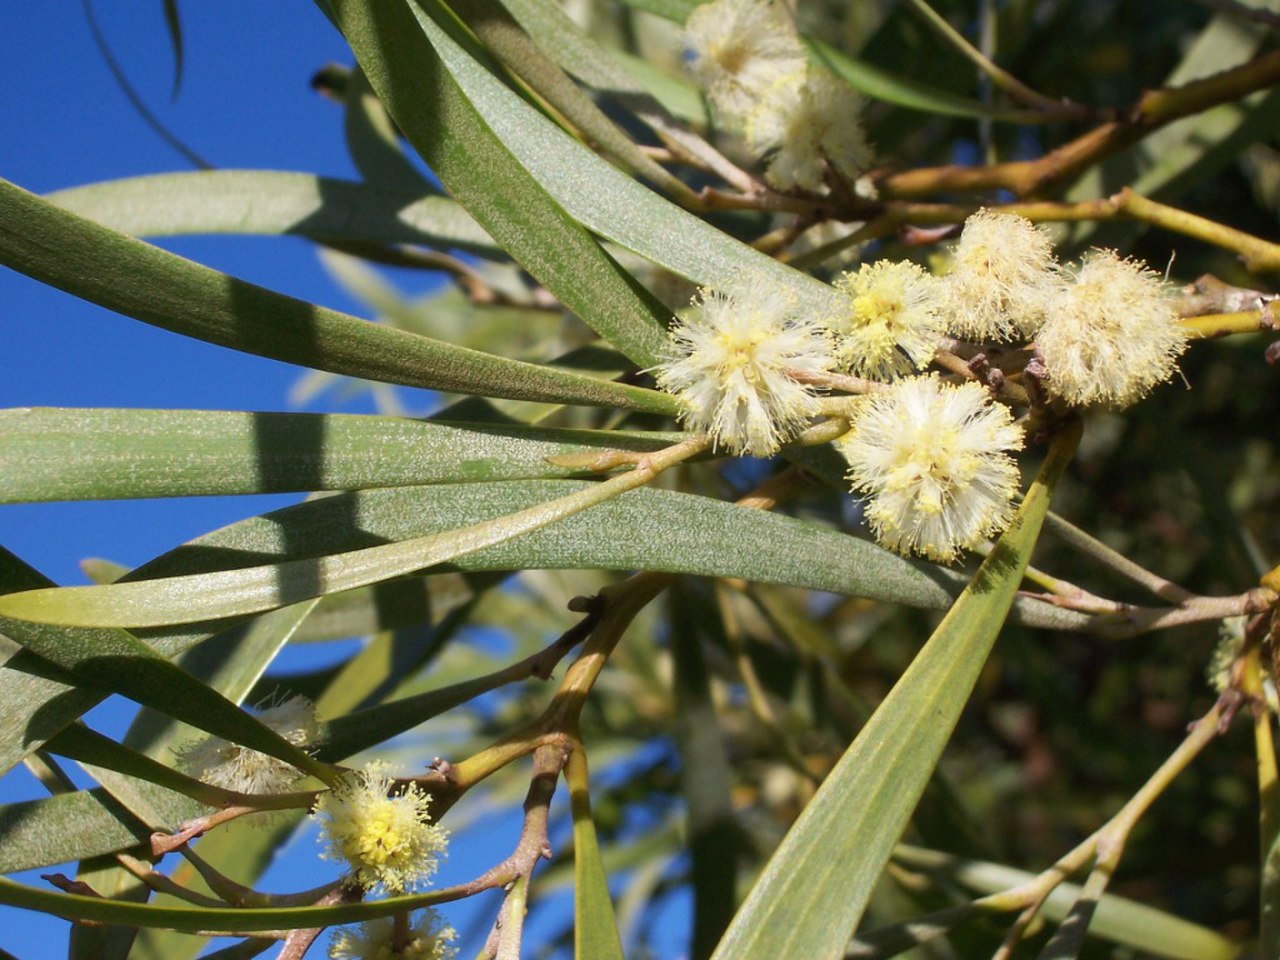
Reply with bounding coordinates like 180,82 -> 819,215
0,3 -> 586,957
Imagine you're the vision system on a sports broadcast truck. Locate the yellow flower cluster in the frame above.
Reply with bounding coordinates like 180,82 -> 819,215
314,761 -> 449,894
652,208 -> 1190,564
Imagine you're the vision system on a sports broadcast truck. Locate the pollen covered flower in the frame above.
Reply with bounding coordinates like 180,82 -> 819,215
180,695 -> 316,794
942,209 -> 1060,341
315,761 -> 448,893
1036,248 -> 1188,409
330,909 -> 458,960
654,277 -> 834,456
825,260 -> 945,379
683,0 -> 805,121
745,69 -> 873,191
838,375 -> 1023,563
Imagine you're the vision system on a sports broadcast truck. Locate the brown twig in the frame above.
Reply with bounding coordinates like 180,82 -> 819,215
277,885 -> 360,960
875,50 -> 1280,199
1176,274 -> 1277,317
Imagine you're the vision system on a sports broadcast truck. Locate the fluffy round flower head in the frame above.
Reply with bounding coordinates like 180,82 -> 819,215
179,695 -> 316,794
683,0 -> 806,121
654,276 -> 835,456
1036,248 -> 1189,409
315,761 -> 448,893
837,375 -> 1024,563
825,260 -> 945,379
330,909 -> 457,960
942,209 -> 1060,342
745,69 -> 873,191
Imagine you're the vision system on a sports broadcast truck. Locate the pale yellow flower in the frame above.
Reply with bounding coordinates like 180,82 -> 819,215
683,0 -> 806,121
942,209 -> 1060,341
180,695 -> 316,794
1036,249 -> 1188,409
745,69 -> 873,191
825,260 -> 945,379
314,762 -> 448,893
654,276 -> 834,456
838,375 -> 1023,563
329,909 -> 457,960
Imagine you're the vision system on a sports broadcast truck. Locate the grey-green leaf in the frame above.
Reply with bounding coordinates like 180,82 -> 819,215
333,0 -> 673,367
0,408 -> 679,503
0,176 -> 676,413
0,481 -> 1091,632
709,427 -> 1079,960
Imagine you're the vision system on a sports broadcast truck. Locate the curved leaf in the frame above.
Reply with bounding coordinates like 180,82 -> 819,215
874,846 -> 1243,960
0,873 -> 468,932
342,68 -> 439,196
339,0 -> 837,312
0,468 -> 671,627
0,408 -> 678,502
0,548 -> 325,780
333,0 -> 673,367
710,425 -> 1080,960
809,38 -> 1033,121
1,481 -> 1090,632
0,177 -> 677,413
48,170 -> 492,254
449,0 -> 691,197
567,747 -> 625,960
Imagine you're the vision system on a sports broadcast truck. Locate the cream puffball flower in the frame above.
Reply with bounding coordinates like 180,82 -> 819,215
180,695 -> 316,794
314,762 -> 448,893
838,375 -> 1023,563
654,278 -> 834,457
745,69 -> 873,191
330,909 -> 458,960
1036,248 -> 1188,409
683,0 -> 806,121
942,209 -> 1060,341
825,260 -> 945,379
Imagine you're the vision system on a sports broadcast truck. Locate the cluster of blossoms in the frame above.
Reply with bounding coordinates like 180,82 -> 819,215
180,695 -> 318,794
682,0 -> 871,191
654,210 -> 1189,563
313,760 -> 450,894
329,909 -> 457,960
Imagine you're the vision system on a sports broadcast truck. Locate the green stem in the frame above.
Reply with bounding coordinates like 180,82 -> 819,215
901,0 -> 1083,117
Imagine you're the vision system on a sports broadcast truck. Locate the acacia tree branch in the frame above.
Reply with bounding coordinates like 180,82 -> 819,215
875,50 -> 1280,199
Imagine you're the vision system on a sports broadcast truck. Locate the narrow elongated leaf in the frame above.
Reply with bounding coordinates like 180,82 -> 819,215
0,635 -> 98,777
500,0 -> 704,121
809,38 -> 1030,120
0,463 -> 669,627
0,790 -> 156,874
0,873 -> 465,932
0,408 -> 677,503
49,171 -> 491,253
333,0 -> 673,367
0,481 -> 1091,632
0,177 -> 677,413
567,747 -> 625,960
0,548 -> 324,779
450,0 -> 691,197
342,68 -> 439,195
710,426 -> 1080,960
873,846 -> 1243,960
68,600 -> 320,960
670,587 -> 737,958
339,0 -> 837,313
